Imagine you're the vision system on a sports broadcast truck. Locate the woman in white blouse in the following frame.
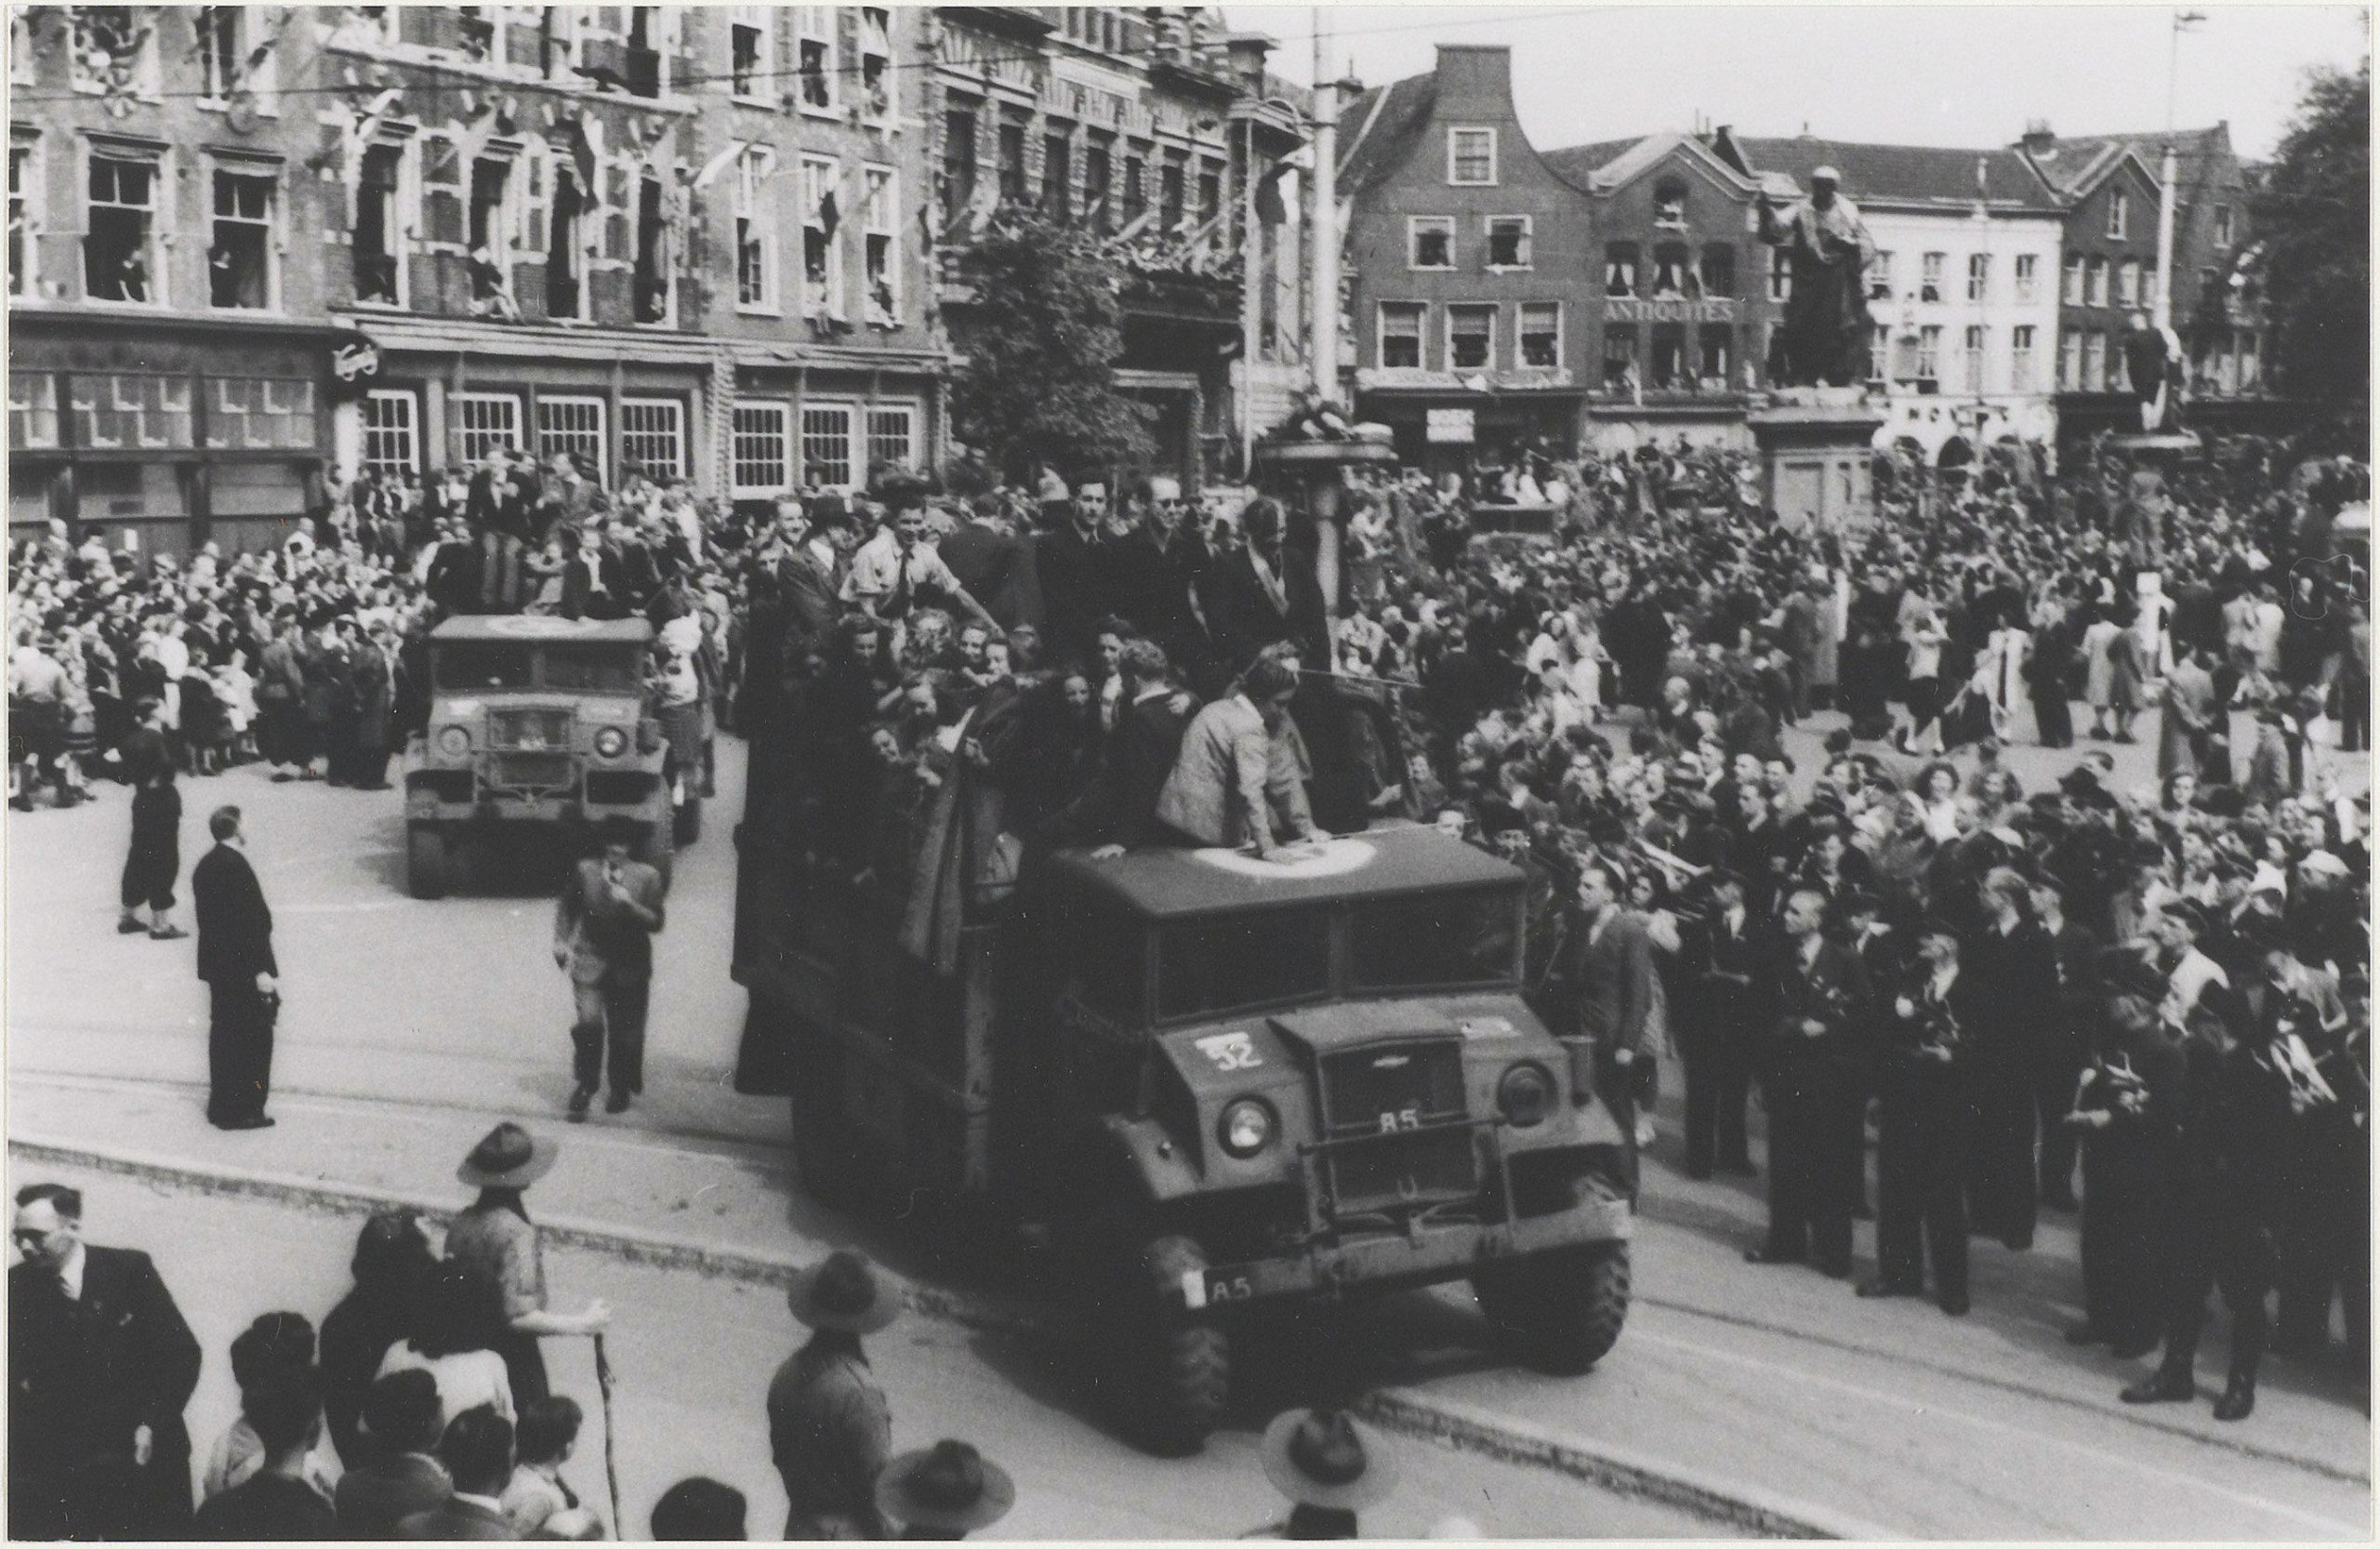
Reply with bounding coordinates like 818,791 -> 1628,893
376,1261 -> 515,1436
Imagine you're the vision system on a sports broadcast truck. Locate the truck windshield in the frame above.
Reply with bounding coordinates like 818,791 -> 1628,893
1350,889 -> 1520,990
1156,909 -> 1331,1021
542,647 -> 642,691
436,645 -> 534,691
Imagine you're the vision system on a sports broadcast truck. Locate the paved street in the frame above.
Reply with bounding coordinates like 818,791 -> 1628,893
7,716 -> 2371,1539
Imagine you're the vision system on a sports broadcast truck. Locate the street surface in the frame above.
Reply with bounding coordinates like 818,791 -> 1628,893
7,708 -> 2372,1538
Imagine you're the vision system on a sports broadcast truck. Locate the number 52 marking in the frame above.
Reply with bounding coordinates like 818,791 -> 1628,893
1194,1032 -> 1263,1071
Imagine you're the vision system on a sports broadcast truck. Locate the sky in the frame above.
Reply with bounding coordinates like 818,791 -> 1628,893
1224,4 -> 2370,160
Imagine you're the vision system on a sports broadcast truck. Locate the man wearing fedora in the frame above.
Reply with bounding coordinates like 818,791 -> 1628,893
769,1251 -> 896,1539
1254,1407 -> 1395,1539
552,819 -> 668,1119
876,1439 -> 1013,1540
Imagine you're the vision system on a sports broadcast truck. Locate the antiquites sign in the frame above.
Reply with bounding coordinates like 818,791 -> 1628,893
1603,296 -> 1739,324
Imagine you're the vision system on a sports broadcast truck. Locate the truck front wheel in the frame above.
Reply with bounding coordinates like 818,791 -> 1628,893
405,825 -> 449,900
1474,1240 -> 1631,1375
1118,1234 -> 1231,1456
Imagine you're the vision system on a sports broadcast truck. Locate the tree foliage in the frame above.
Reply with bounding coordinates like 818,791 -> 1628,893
950,213 -> 1154,482
2252,60 -> 2369,404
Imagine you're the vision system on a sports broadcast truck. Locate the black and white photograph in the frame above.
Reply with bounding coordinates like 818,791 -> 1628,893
3,1 -> 2372,1538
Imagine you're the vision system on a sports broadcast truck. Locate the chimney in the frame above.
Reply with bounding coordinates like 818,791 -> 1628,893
2020,120 -> 2056,156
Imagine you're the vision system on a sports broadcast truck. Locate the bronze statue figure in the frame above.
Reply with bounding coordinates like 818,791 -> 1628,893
1755,166 -> 1877,390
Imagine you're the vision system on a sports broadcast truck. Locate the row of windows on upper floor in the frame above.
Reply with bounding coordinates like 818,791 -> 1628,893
937,108 -> 1228,235
7,133 -> 913,330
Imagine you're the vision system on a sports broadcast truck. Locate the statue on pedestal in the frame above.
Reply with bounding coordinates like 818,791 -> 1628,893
2122,310 -> 2187,434
1755,165 -> 1876,390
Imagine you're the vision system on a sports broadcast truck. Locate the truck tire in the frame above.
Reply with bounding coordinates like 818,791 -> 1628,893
674,796 -> 702,845
1473,1240 -> 1631,1376
634,819 -> 674,890
1120,1234 -> 1231,1456
406,825 -> 449,900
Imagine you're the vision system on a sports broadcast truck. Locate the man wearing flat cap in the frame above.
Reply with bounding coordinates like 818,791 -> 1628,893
769,1251 -> 896,1539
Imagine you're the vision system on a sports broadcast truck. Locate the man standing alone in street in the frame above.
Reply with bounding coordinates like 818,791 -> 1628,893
9,1183 -> 204,1539
553,820 -> 667,1119
193,805 -> 280,1131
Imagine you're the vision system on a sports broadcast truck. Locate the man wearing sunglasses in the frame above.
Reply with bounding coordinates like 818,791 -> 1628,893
9,1183 -> 202,1539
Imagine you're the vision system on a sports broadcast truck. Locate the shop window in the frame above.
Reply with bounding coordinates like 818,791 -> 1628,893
208,167 -> 274,310
85,152 -> 156,303
354,142 -> 403,306
1408,217 -> 1453,271
1083,143 -> 1111,234
1603,242 -> 1638,298
1602,327 -> 1637,391
1041,134 -> 1071,219
547,165 -> 585,321
2014,253 -> 2038,303
997,121 -> 1027,205
735,145 -> 775,311
1766,245 -> 1791,302
733,402 -> 791,494
2010,326 -> 2035,392
2063,253 -> 2084,305
1649,324 -> 1687,389
1650,243 -> 1691,298
363,390 -> 417,476
1699,326 -> 1732,387
1120,152 -> 1144,226
1447,126 -> 1496,186
1447,305 -> 1494,371
2085,257 -> 2108,308
863,165 -> 898,326
536,396 -> 606,483
859,9 -> 892,120
1519,302 -> 1560,368
1916,324 -> 1941,382
10,373 -> 60,449
943,109 -> 977,225
211,377 -> 312,449
1699,245 -> 1735,298
72,374 -> 190,447
866,405 -> 917,476
801,403 -> 854,489
620,397 -> 684,480
801,154 -> 842,319
2106,191 -> 2128,240
1378,302 -> 1424,368
797,7 -> 836,113
8,142 -> 32,298
634,169 -> 669,324
1963,325 -> 1987,393
452,391 -> 522,464
2115,258 -> 2140,309
1965,252 -> 1990,303
1485,217 -> 1530,270
1159,157 -> 1184,232
729,7 -> 768,99
1920,251 -> 1944,303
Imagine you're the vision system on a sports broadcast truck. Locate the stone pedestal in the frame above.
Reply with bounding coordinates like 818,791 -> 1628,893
1748,395 -> 1887,531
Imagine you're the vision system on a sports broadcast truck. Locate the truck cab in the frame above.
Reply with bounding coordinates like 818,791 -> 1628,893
403,615 -> 672,897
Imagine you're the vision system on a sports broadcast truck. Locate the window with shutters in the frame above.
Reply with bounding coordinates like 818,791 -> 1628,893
1377,302 -> 1423,368
801,154 -> 842,318
866,405 -> 917,475
537,396 -> 606,483
1485,217 -> 1530,271
800,403 -> 855,490
451,392 -> 522,463
797,7 -> 836,113
85,151 -> 160,304
733,403 -> 791,495
864,166 -> 899,325
620,398 -> 684,481
1519,302 -> 1560,368
734,145 -> 776,312
363,390 -> 419,476
1408,217 -> 1453,271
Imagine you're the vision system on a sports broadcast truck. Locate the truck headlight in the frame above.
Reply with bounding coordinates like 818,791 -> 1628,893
593,726 -> 628,759
1498,1063 -> 1554,1128
1217,1097 -> 1276,1158
436,726 -> 471,758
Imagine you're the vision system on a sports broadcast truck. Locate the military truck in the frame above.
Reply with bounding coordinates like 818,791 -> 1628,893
734,740 -> 1633,1450
403,616 -> 674,897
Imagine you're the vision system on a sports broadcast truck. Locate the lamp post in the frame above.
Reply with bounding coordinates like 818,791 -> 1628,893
2155,10 -> 2206,332
1308,7 -> 1340,407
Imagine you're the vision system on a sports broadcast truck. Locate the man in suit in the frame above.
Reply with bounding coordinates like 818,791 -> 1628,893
1034,490 -> 1105,671
395,1405 -> 516,1540
1678,869 -> 1760,1178
939,494 -> 1040,633
192,805 -> 281,1130
1750,886 -> 1873,1276
1199,497 -> 1303,681
1861,918 -> 1981,1314
1964,867 -> 2063,1251
553,820 -> 668,1119
1540,857 -> 1659,1195
9,1182 -> 204,1539
1064,639 -> 1197,854
1154,652 -> 1319,859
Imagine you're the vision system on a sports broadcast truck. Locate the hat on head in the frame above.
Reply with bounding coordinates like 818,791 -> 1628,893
875,1440 -> 1014,1534
2159,898 -> 2209,935
1261,1408 -> 1397,1512
1811,164 -> 1842,183
457,1122 -> 558,1190
2299,849 -> 2350,879
785,1250 -> 900,1334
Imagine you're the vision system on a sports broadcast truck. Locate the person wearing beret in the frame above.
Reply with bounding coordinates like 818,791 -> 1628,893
876,1439 -> 1014,1541
1253,1408 -> 1396,1539
769,1251 -> 897,1539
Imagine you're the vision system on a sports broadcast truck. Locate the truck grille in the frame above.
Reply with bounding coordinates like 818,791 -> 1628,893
490,708 -> 572,751
1316,1039 -> 1477,1214
485,752 -> 576,792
